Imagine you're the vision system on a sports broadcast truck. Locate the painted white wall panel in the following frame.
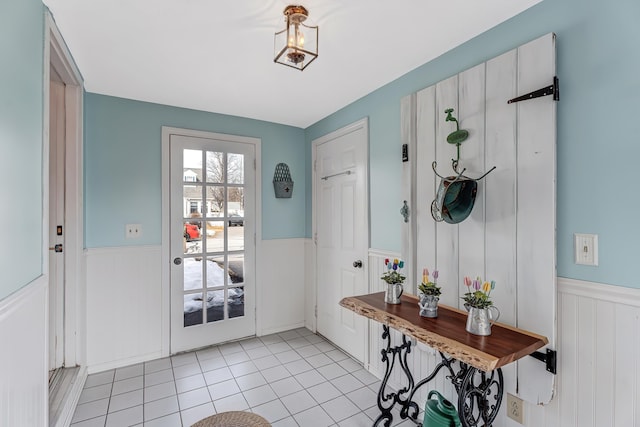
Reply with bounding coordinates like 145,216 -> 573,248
257,238 -> 306,336
0,278 -> 48,427
304,238 -> 316,332
85,246 -> 163,372
409,33 -> 557,404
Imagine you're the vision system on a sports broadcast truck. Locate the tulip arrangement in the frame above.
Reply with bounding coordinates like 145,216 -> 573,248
381,258 -> 406,284
462,276 -> 496,309
418,268 -> 441,297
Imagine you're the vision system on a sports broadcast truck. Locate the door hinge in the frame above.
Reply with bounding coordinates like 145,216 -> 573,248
254,159 -> 256,170
314,305 -> 317,318
508,76 -> 559,104
314,232 -> 317,245
314,160 -> 317,172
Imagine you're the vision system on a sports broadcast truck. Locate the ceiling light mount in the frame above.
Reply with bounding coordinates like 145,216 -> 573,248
274,5 -> 318,71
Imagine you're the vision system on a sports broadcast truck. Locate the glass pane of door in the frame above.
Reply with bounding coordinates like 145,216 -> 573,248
180,148 -> 246,328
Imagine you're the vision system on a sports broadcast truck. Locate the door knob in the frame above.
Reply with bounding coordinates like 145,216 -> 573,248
173,257 -> 182,265
353,260 -> 363,268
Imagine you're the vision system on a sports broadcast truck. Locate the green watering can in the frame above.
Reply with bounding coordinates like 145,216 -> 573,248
422,390 -> 461,427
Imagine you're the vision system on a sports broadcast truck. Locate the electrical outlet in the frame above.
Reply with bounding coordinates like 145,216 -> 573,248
126,224 -> 142,239
507,393 -> 524,424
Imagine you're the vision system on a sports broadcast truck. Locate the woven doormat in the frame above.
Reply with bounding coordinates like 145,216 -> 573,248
191,411 -> 271,427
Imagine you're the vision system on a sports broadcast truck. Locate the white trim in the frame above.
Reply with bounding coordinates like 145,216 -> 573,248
0,276 -> 47,318
52,367 -> 87,427
44,10 -> 85,369
558,277 -> 640,307
161,126 -> 262,356
87,353 -> 163,375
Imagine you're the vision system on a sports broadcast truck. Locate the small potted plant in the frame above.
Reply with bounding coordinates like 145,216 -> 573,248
418,269 -> 441,317
462,276 -> 500,335
381,259 -> 405,304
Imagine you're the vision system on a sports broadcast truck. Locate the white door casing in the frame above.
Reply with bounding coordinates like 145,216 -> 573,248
313,118 -> 369,363
166,130 -> 258,354
43,11 -> 85,369
48,77 -> 65,371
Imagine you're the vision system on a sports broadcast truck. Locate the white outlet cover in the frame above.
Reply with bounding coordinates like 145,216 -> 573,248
574,233 -> 598,266
126,223 -> 142,239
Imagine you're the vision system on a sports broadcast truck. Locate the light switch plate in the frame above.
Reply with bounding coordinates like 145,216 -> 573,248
574,233 -> 598,266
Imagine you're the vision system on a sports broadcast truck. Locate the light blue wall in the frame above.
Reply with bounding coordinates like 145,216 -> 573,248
0,0 -> 44,300
84,94 -> 305,248
305,0 -> 640,289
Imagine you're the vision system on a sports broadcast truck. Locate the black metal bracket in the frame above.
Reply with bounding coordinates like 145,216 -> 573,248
529,349 -> 557,374
507,76 -> 559,104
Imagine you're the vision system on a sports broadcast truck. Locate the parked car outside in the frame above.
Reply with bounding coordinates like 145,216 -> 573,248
184,223 -> 201,240
228,214 -> 244,227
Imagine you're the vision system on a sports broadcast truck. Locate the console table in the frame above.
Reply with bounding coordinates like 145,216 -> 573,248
340,292 -> 548,427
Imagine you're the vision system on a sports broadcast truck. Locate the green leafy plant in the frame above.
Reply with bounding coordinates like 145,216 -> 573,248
462,276 -> 495,309
418,268 -> 441,296
381,259 -> 405,284
381,270 -> 405,285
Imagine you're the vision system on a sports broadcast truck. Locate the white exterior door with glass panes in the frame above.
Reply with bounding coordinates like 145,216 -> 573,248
170,133 -> 256,353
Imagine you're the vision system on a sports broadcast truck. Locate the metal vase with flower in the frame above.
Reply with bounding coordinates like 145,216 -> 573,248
462,276 -> 500,336
381,259 -> 405,304
418,268 -> 441,317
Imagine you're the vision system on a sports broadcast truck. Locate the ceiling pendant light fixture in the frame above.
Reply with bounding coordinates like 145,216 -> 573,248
274,5 -> 318,71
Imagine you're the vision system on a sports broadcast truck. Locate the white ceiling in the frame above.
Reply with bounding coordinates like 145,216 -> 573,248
43,0 -> 540,128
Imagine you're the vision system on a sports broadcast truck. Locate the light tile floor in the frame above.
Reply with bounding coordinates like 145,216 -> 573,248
70,328 -> 417,427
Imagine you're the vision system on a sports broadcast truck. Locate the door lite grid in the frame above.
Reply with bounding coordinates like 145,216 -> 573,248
182,149 -> 245,327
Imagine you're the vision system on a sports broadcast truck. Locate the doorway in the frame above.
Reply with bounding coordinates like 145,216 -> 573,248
313,118 -> 369,363
164,128 -> 259,354
45,11 -> 85,427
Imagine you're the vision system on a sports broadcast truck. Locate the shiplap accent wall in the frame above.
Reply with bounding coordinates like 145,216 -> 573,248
405,33 -> 557,405
366,249 -> 640,427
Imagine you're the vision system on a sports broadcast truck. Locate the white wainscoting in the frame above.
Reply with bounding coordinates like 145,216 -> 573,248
257,238 -> 306,336
304,238 -> 316,333
85,246 -> 163,373
86,239 -> 307,373
365,250 -> 640,427
0,277 -> 48,427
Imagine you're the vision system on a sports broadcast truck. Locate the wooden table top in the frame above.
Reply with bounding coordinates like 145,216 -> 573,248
340,292 -> 548,372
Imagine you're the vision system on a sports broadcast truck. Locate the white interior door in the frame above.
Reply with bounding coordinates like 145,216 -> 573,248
48,75 -> 65,371
314,119 -> 369,363
170,133 -> 256,353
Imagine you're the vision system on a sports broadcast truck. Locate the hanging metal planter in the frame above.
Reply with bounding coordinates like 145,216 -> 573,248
431,108 -> 496,224
273,163 -> 294,198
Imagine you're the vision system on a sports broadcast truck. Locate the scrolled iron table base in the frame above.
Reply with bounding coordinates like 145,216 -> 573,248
373,325 -> 504,427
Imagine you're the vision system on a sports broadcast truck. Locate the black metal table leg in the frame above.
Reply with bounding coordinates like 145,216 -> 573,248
456,365 -> 504,427
373,325 -> 415,426
372,328 -> 505,427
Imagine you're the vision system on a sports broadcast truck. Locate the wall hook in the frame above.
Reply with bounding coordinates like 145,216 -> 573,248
432,108 -> 496,180
400,200 -> 410,223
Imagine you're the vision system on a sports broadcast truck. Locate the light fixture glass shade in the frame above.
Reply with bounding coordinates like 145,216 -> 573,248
274,5 -> 318,71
